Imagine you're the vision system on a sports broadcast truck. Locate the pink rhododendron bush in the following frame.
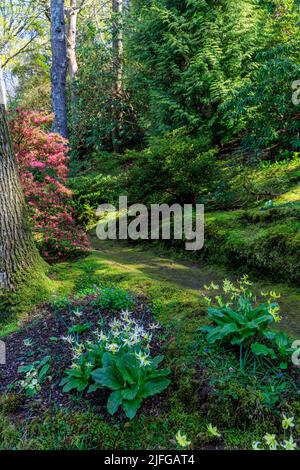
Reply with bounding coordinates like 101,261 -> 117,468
9,109 -> 90,261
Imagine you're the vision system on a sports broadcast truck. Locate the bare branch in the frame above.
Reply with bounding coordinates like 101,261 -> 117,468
2,33 -> 39,68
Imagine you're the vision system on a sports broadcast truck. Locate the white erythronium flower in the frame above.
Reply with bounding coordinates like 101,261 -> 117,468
111,329 -> 121,338
282,436 -> 297,450
106,343 -> 120,354
175,430 -> 191,447
264,433 -> 278,450
142,331 -> 152,342
282,414 -> 295,430
149,322 -> 160,330
135,351 -> 151,367
71,345 -> 84,360
120,309 -> 131,322
61,335 -> 75,344
73,343 -> 84,354
109,318 -> 121,329
130,332 -> 141,344
207,424 -> 221,438
71,362 -> 80,369
73,308 -> 82,317
97,330 -> 108,342
122,337 -> 135,348
23,338 -> 33,347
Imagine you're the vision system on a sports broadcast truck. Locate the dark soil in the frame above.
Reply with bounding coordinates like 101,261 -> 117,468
0,295 -> 169,422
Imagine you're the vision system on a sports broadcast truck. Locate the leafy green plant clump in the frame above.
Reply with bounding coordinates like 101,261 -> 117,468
69,173 -> 124,227
195,276 -> 300,426
60,310 -> 171,419
201,276 -> 293,368
126,131 -> 218,205
17,356 -> 51,397
196,332 -> 298,423
93,286 -> 136,312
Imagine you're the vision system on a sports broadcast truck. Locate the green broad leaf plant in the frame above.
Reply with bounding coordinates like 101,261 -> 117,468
18,356 -> 51,397
201,276 -> 293,368
60,309 -> 171,419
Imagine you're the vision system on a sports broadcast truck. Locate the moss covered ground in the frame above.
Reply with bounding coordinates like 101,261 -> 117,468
0,235 -> 299,450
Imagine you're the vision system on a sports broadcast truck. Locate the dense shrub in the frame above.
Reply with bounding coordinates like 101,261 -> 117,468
92,286 -> 135,311
222,43 -> 300,156
70,25 -> 143,154
126,130 -> 219,205
10,110 -> 90,261
127,0 -> 267,141
222,1 -> 300,156
69,173 -> 124,227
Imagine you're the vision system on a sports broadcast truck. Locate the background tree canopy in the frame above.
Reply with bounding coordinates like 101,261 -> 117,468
1,0 -> 300,453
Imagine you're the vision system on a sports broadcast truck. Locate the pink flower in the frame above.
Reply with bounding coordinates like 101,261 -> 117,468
31,161 -> 46,169
9,109 -> 90,262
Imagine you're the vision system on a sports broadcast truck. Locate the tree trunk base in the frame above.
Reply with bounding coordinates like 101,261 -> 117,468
0,255 -> 51,322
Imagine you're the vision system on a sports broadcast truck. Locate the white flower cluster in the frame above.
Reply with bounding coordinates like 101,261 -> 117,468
92,310 -> 160,367
19,367 -> 41,393
61,309 -> 161,369
253,415 -> 297,451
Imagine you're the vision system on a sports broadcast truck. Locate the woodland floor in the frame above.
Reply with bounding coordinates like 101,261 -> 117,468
88,234 -> 300,336
0,233 -> 300,449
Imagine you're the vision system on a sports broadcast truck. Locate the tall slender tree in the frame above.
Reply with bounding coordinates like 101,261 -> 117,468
112,0 -> 124,152
50,0 -> 68,137
0,64 -> 38,294
65,0 -> 89,105
66,0 -> 79,104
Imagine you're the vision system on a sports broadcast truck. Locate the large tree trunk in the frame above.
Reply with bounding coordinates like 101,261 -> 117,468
0,73 -> 37,293
112,0 -> 124,153
66,0 -> 79,105
50,0 -> 68,138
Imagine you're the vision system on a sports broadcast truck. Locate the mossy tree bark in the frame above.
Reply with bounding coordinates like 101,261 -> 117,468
0,103 -> 39,293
